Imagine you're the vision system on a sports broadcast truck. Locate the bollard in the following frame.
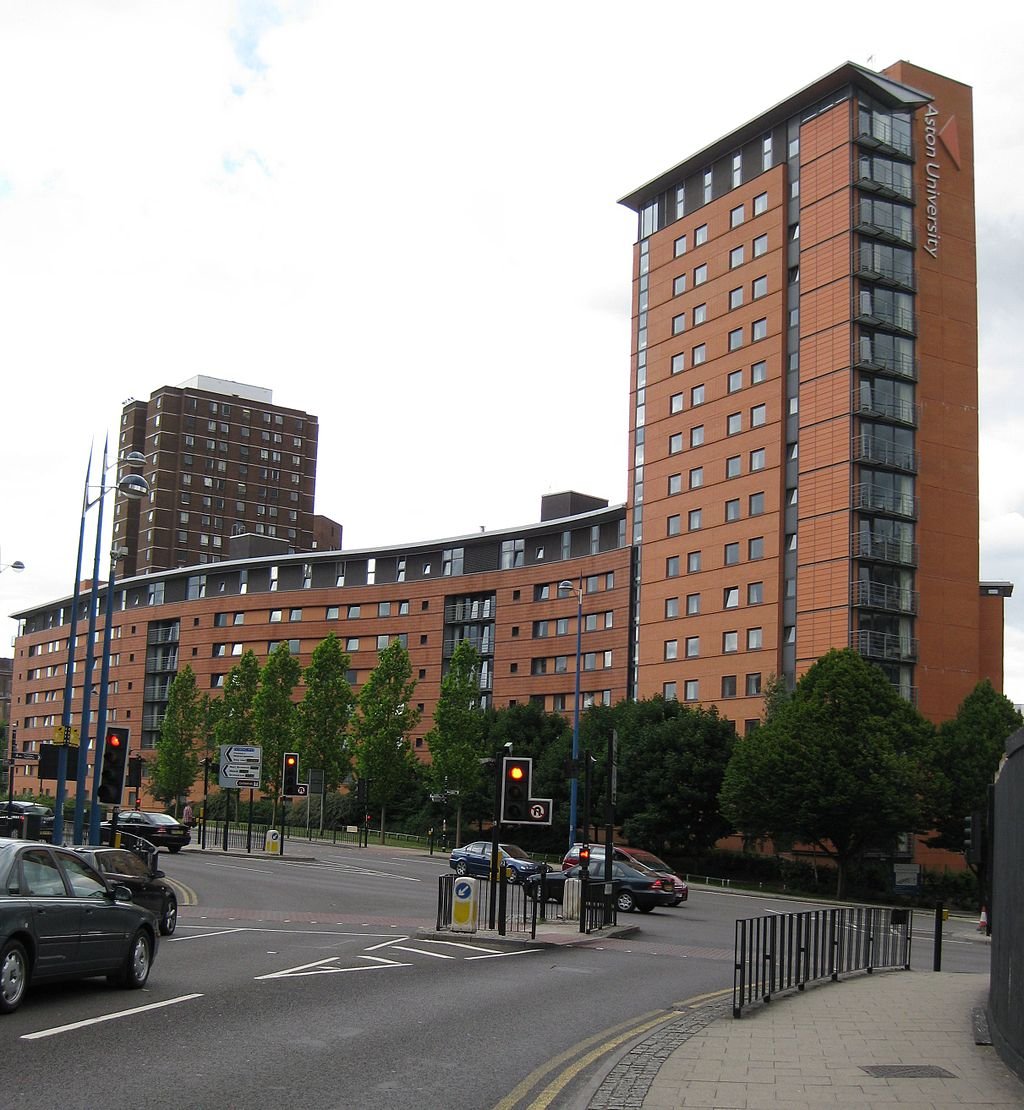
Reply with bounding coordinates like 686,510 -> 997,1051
933,901 -> 943,971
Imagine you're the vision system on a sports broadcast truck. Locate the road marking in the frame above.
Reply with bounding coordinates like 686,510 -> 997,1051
255,954 -> 410,979
170,927 -> 248,941
389,945 -> 455,958
417,939 -> 506,954
22,994 -> 203,1040
465,948 -> 541,960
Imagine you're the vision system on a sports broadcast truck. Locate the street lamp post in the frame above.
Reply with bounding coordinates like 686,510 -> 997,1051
1,550 -> 25,825
559,576 -> 584,850
55,441 -> 148,846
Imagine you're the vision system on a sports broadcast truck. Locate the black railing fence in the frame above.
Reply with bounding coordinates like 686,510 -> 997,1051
733,905 -> 912,1017
437,872 -> 539,938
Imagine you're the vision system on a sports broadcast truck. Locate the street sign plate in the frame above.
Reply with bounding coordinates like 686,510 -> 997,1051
218,744 -> 262,790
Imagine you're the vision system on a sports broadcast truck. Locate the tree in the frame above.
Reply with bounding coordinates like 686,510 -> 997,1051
719,648 -> 934,898
926,679 -> 1022,904
352,640 -> 421,842
587,696 -> 736,855
425,640 -> 485,845
150,665 -> 203,813
213,650 -> 261,752
253,643 -> 301,800
297,634 -> 355,792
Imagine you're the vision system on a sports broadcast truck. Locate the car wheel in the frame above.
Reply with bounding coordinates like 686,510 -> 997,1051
615,890 -> 636,913
0,939 -> 29,1014
506,869 -> 520,884
454,861 -> 468,876
160,894 -> 178,936
638,905 -> 654,913
168,846 -> 182,854
111,929 -> 153,990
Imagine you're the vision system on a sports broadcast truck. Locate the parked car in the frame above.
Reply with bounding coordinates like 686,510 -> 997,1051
0,838 -> 159,1014
562,844 -> 688,905
449,841 -> 541,883
0,801 -> 55,839
530,860 -> 677,913
100,811 -> 191,853
73,846 -> 178,936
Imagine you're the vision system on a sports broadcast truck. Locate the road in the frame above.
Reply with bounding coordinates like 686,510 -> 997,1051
1,840 -> 990,1109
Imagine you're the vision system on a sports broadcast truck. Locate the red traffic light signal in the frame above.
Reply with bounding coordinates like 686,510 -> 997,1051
98,726 -> 131,804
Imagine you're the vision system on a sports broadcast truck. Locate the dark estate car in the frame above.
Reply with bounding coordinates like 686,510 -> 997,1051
100,811 -> 191,853
0,801 -> 55,839
74,847 -> 178,936
449,841 -> 541,883
0,839 -> 159,1014
529,860 -> 677,913
562,844 -> 688,905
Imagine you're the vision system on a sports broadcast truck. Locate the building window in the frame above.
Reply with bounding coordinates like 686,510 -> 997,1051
730,204 -> 744,228
692,344 -> 706,365
753,233 -> 768,257
751,359 -> 767,383
748,582 -> 764,605
685,636 -> 700,658
728,369 -> 743,393
747,627 -> 763,650
751,404 -> 767,427
725,499 -> 741,522
690,425 -> 704,447
729,245 -> 744,268
666,556 -> 680,578
670,392 -> 684,414
663,682 -> 677,701
665,597 -> 679,618
749,537 -> 764,560
724,542 -> 740,565
686,593 -> 700,615
673,274 -> 687,295
723,631 -> 739,653
749,492 -> 765,515
752,275 -> 768,299
269,609 -> 283,623
746,673 -> 762,696
668,473 -> 682,495
750,448 -> 766,471
691,384 -> 705,406
727,412 -> 742,435
669,432 -> 684,455
671,352 -> 685,375
687,550 -> 701,572
688,509 -> 702,531
667,515 -> 682,537
694,263 -> 708,286
693,303 -> 707,325
724,587 -> 740,609
729,287 -> 743,310
726,455 -> 741,479
664,640 -> 678,661
346,638 -> 360,651
689,467 -> 703,489
674,234 -> 687,257
728,327 -> 743,351
672,313 -> 686,335
721,675 -> 737,698
684,679 -> 699,701
348,605 -> 360,618
695,223 -> 708,246
753,191 -> 768,215
752,318 -> 768,342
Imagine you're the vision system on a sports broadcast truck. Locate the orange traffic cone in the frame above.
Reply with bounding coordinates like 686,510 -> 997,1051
978,906 -> 988,932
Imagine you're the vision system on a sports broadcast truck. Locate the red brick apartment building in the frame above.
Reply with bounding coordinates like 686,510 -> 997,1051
6,61 -> 1009,801
618,59 -> 1007,728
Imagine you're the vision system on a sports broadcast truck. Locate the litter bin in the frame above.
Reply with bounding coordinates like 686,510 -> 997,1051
264,829 -> 281,854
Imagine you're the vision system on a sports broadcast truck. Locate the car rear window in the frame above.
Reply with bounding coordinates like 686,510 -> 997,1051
625,850 -> 672,871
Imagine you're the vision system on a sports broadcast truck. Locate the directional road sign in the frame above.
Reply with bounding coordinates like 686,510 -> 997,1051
219,744 -> 263,790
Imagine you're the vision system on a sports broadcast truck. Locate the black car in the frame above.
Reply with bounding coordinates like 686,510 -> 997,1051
449,841 -> 541,883
100,811 -> 191,853
73,847 -> 178,936
0,801 -> 55,839
527,861 -> 677,913
0,839 -> 158,1014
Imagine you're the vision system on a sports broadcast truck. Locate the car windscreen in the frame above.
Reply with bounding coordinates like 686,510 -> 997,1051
625,850 -> 673,872
499,844 -> 531,860
144,813 -> 181,826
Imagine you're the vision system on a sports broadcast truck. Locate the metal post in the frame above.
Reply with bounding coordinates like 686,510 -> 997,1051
55,455 -> 92,847
201,757 -> 210,850
933,901 -> 943,972
569,578 -> 582,850
73,439 -> 110,844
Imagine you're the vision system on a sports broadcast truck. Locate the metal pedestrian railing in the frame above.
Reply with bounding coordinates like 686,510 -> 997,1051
436,872 -> 539,938
733,905 -> 913,1017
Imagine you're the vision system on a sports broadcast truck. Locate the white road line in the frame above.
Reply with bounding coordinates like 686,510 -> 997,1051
255,954 -> 410,979
171,927 -> 248,941
416,939 -> 505,954
22,994 -> 203,1040
465,949 -> 542,960
362,937 -> 410,951
388,946 -> 455,959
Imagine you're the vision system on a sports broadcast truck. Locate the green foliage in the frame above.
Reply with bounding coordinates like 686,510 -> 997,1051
719,648 -> 934,898
425,640 -> 485,844
213,650 -> 260,752
926,679 -> 1022,852
297,633 -> 355,791
352,640 -> 421,839
253,643 -> 301,797
150,665 -> 203,811
585,696 -> 736,855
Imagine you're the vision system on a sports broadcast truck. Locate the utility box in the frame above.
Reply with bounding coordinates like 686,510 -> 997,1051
264,829 -> 281,854
563,877 -> 582,920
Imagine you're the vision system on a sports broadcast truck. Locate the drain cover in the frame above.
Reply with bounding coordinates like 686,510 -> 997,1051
861,1065 -> 957,1079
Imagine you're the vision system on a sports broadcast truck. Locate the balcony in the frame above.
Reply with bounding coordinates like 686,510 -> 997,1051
853,393 -> 918,427
142,713 -> 166,731
852,579 -> 919,615
146,626 -> 180,645
854,213 -> 914,247
853,435 -> 918,473
856,169 -> 913,203
854,342 -> 918,381
851,532 -> 918,567
853,254 -> 915,293
853,484 -> 917,520
854,301 -> 916,337
856,120 -> 913,159
850,629 -> 918,663
146,656 -> 179,674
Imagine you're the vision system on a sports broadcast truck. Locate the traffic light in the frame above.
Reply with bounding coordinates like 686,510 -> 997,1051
98,727 -> 131,804
578,845 -> 591,866
964,811 -> 984,866
500,756 -> 532,822
963,814 -> 973,855
127,755 -> 143,790
282,752 -> 299,795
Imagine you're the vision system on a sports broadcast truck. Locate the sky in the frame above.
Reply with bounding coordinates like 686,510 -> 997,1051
1,1 -> 1022,707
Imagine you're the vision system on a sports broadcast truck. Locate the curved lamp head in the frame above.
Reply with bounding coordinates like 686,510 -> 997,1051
2,559 -> 25,574
122,451 -> 147,467
117,473 -> 150,500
